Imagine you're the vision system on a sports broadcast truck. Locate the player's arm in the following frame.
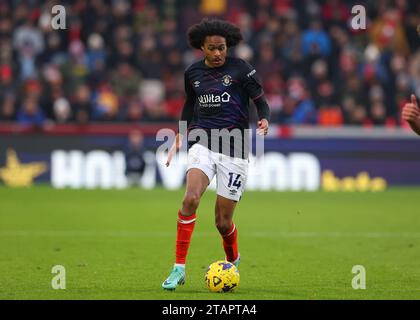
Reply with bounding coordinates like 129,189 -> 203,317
242,62 -> 270,135
402,94 -> 420,136
166,72 -> 196,166
254,96 -> 270,136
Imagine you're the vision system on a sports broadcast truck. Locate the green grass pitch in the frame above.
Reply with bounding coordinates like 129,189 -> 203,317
0,186 -> 419,300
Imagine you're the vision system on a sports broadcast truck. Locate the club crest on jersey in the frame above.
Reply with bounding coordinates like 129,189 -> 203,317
222,74 -> 233,87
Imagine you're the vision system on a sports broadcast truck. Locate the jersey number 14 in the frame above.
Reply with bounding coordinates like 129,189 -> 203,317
228,173 -> 242,189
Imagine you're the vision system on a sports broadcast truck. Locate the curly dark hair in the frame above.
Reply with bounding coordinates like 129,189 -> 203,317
187,18 -> 243,50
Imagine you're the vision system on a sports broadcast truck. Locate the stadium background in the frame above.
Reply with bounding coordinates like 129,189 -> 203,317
1,0 -> 420,300
0,0 -> 420,189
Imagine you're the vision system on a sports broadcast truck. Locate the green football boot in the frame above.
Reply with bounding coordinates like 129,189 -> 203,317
232,253 -> 240,268
162,265 -> 186,290
226,253 -> 240,268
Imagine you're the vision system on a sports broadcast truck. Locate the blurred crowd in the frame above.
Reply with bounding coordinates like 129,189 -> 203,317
0,0 -> 419,127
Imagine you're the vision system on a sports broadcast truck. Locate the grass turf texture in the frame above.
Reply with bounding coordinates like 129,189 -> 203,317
0,186 -> 419,300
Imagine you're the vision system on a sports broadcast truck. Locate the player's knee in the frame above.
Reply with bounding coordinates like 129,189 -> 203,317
182,192 -> 201,211
215,217 -> 231,235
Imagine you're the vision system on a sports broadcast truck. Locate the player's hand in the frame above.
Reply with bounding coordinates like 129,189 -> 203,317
402,94 -> 420,123
165,134 -> 183,167
257,119 -> 269,136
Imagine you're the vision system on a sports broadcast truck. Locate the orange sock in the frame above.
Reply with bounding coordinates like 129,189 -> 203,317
175,210 -> 196,264
221,223 -> 238,263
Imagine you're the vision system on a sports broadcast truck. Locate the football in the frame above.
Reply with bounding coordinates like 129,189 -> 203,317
205,260 -> 240,293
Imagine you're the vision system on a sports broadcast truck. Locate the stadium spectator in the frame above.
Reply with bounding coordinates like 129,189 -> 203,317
52,97 -> 72,123
91,81 -> 120,121
110,61 -> 142,100
17,96 -> 46,127
309,59 -> 338,108
0,64 -> 16,121
321,0 -> 350,29
0,0 -> 418,126
13,18 -> 45,80
86,33 -> 107,74
61,39 -> 88,96
122,96 -> 144,122
278,76 -> 317,124
0,93 -> 16,121
369,8 -> 410,56
318,104 -> 343,126
199,0 -> 227,16
301,19 -> 331,58
72,84 -> 93,124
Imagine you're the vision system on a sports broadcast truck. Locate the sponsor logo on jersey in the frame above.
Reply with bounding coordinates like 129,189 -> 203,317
247,69 -> 256,77
193,80 -> 200,88
197,92 -> 231,106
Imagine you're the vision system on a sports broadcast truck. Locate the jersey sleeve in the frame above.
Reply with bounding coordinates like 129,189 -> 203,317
180,71 -> 196,134
241,60 -> 264,100
240,60 -> 271,121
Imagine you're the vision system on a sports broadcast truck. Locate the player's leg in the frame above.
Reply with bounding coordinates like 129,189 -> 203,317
214,156 -> 248,268
176,168 -> 209,263
215,195 -> 240,267
162,169 -> 209,290
180,169 -> 209,215
163,144 -> 215,290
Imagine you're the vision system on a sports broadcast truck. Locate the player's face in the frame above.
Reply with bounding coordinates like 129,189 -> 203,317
202,36 -> 227,68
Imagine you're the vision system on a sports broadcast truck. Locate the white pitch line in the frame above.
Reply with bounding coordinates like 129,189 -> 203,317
0,230 -> 420,238
248,231 -> 420,238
